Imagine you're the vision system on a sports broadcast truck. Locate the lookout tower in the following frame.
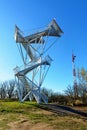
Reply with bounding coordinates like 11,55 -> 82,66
14,19 -> 63,103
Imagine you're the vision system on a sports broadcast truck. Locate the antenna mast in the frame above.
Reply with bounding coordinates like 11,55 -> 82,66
72,52 -> 78,99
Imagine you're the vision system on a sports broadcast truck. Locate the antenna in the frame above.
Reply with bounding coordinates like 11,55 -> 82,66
14,19 -> 63,103
72,51 -> 78,99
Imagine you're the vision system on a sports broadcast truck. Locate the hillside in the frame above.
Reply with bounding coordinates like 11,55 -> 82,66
0,100 -> 87,130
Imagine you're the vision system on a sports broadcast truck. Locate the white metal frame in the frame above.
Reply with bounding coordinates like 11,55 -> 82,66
14,19 -> 63,103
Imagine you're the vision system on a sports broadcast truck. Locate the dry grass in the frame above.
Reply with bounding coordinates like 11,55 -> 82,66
0,101 -> 87,130
73,106 -> 87,112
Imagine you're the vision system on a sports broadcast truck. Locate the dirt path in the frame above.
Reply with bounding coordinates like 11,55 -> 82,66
40,104 -> 87,117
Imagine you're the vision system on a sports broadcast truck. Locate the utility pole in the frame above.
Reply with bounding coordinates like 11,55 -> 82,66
72,52 -> 78,99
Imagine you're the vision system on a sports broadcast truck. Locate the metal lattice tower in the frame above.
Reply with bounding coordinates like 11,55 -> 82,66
13,19 -> 63,103
72,52 -> 78,99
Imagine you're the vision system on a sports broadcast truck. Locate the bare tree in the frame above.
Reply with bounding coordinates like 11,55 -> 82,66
64,85 -> 74,98
77,68 -> 87,104
7,80 -> 15,99
0,82 -> 7,99
64,85 -> 74,104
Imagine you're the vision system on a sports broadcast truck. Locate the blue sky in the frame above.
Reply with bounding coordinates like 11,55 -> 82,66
0,0 -> 87,93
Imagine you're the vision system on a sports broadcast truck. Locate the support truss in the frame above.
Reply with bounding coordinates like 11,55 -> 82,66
13,19 -> 63,103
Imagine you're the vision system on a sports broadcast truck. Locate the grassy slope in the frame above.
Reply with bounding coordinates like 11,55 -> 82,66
0,100 -> 87,130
